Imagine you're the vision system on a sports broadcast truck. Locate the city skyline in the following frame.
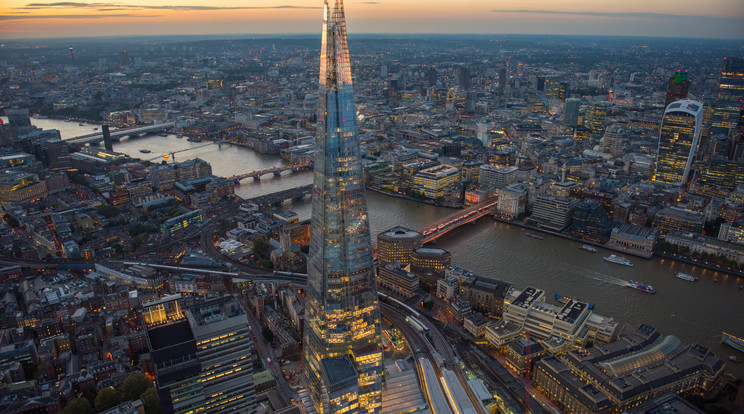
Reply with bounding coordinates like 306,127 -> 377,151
1,0 -> 743,40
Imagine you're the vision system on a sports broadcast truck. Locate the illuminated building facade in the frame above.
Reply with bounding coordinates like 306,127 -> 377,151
143,295 -> 205,414
161,209 -> 205,239
653,100 -> 703,186
711,57 -> 744,133
186,297 -> 256,414
413,165 -> 460,199
376,226 -> 423,267
302,1 -> 383,413
410,247 -> 451,292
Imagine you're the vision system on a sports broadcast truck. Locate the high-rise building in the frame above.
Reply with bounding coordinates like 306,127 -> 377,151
144,295 -> 205,414
564,98 -> 581,127
654,100 -> 703,186
499,68 -> 507,95
711,57 -> 744,133
458,66 -> 470,90
302,1 -> 383,413
583,102 -> 609,135
186,297 -> 256,414
664,70 -> 690,107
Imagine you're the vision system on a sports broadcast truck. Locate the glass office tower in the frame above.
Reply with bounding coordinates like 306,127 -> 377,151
654,100 -> 703,186
302,1 -> 383,413
711,57 -> 744,133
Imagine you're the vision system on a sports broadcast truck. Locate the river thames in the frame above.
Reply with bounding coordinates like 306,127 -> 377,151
40,118 -> 744,376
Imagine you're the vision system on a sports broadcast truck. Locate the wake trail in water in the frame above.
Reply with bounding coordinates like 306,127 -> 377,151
571,265 -> 627,286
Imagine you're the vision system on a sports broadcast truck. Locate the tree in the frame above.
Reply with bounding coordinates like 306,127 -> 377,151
252,237 -> 269,257
63,397 -> 93,414
94,387 -> 122,412
140,388 -> 162,414
262,326 -> 275,343
122,373 -> 149,401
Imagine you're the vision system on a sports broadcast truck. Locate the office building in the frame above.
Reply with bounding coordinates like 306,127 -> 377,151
711,57 -> 744,133
302,1 -> 384,413
458,66 -> 470,90
144,295 -> 205,414
607,224 -> 658,258
533,325 -> 724,414
410,247 -> 451,292
496,183 -> 528,220
0,172 -> 48,203
479,165 -> 517,189
531,195 -> 577,231
376,226 -> 423,267
564,98 -> 581,127
571,199 -> 612,243
377,262 -> 419,299
664,70 -> 690,107
186,297 -> 257,414
600,125 -> 626,157
583,102 -> 608,134
654,206 -> 704,234
654,100 -> 703,186
413,165 -> 460,199
161,209 -> 205,239
458,277 -> 512,318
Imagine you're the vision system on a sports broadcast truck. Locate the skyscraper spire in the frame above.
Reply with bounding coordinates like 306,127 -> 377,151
302,1 -> 384,413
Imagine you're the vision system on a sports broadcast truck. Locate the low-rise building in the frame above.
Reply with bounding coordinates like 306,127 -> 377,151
377,262 -> 419,299
463,312 -> 491,338
607,224 -> 658,258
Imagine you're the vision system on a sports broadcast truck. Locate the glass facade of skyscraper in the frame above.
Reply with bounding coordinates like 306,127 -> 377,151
711,57 -> 744,133
654,100 -> 703,187
302,1 -> 383,413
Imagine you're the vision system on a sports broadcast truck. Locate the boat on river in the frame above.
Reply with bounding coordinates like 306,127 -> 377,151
603,254 -> 633,266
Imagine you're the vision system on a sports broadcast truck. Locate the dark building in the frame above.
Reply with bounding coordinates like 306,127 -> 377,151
499,68 -> 507,95
144,296 -> 204,414
426,67 -> 437,87
458,66 -> 470,90
572,199 -> 612,243
664,70 -> 690,107
458,276 -> 512,317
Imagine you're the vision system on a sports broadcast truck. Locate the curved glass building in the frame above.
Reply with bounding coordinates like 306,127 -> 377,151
653,100 -> 703,187
302,1 -> 383,413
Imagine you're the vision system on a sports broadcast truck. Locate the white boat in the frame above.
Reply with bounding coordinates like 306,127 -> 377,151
675,272 -> 697,282
603,254 -> 633,266
580,245 -> 597,253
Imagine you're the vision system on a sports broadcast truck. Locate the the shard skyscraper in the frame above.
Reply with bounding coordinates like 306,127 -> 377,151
302,1 -> 383,414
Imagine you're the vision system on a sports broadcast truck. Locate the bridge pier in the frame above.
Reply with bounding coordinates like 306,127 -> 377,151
252,176 -> 261,181
273,171 -> 281,177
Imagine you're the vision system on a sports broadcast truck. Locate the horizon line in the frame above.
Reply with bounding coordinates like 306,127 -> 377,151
3,32 -> 744,42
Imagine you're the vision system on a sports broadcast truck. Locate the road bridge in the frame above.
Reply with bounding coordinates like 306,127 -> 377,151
416,196 -> 498,243
67,122 -> 176,145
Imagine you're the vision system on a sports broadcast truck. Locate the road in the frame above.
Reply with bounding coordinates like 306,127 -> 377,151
242,296 -> 296,404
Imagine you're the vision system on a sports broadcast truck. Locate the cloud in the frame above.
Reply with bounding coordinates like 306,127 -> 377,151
21,2 -> 321,11
489,9 -> 741,21
0,13 -> 160,19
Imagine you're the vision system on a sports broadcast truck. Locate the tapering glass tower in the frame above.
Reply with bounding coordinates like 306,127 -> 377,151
302,1 -> 383,414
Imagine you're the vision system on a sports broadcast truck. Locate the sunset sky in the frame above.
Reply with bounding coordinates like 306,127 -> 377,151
1,0 -> 743,40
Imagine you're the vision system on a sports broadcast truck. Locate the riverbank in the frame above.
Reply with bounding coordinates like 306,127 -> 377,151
491,216 -> 744,278
365,186 -> 462,209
